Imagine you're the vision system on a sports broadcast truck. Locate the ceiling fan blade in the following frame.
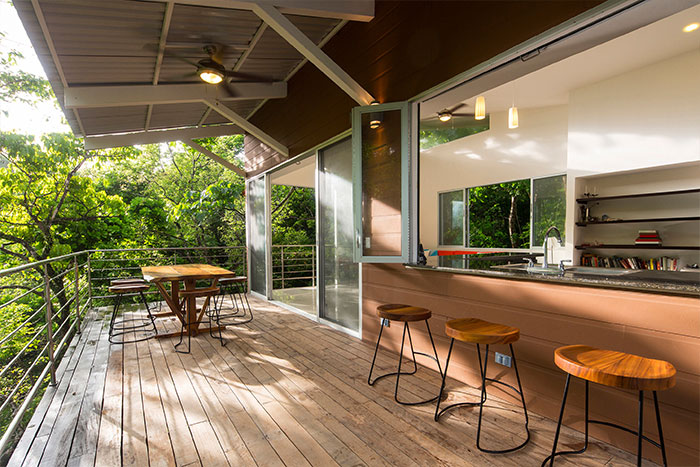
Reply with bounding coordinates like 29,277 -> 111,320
448,102 -> 468,113
225,70 -> 270,82
452,112 -> 475,117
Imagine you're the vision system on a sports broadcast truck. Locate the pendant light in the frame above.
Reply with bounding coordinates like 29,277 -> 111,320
508,106 -> 519,129
474,96 -> 486,120
508,86 -> 518,129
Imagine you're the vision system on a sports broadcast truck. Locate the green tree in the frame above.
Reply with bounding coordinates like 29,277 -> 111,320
0,31 -> 53,108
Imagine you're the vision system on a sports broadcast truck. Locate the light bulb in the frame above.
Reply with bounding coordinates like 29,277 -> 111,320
683,23 -> 699,33
438,111 -> 452,122
508,106 -> 519,129
474,96 -> 486,120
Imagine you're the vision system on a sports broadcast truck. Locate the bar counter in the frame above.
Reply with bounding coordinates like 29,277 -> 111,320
405,264 -> 700,297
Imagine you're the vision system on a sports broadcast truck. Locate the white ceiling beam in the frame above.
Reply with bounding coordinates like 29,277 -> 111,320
84,124 -> 242,150
65,82 -> 287,108
148,0 -> 374,22
252,3 -> 374,106
246,18 -> 346,120
185,140 -> 246,177
205,98 -> 288,156
147,1 -> 175,131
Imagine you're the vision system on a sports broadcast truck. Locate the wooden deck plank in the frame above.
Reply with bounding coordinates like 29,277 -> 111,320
20,320 -> 98,466
94,339 -> 123,466
136,317 -> 177,467
7,320 -> 87,467
10,296 -> 660,467
148,319 -> 202,467
39,321 -> 104,467
121,313 -> 150,466
66,319 -> 111,465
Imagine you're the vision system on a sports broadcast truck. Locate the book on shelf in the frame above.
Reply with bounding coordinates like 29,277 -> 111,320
580,254 -> 678,271
635,229 -> 661,245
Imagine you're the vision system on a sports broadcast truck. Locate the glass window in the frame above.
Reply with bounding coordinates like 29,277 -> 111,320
532,175 -> 567,246
468,180 -> 530,249
439,190 -> 464,245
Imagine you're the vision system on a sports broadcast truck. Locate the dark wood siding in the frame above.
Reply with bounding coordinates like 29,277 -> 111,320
244,0 -> 602,174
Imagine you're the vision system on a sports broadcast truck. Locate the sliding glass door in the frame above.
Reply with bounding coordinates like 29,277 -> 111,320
247,175 -> 269,296
318,138 -> 360,332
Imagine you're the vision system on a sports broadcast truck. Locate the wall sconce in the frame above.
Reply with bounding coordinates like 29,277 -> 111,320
474,96 -> 486,120
508,106 -> 519,129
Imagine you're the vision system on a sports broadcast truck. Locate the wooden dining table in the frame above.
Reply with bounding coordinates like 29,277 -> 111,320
141,263 -> 237,339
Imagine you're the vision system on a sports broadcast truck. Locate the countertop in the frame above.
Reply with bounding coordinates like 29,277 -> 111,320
404,264 -> 700,298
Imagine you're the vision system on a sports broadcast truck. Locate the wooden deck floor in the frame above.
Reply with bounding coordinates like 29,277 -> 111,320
9,296 -> 658,466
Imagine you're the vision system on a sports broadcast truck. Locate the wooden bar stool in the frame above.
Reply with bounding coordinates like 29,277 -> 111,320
108,283 -> 157,344
544,345 -> 676,467
212,276 -> 253,326
435,318 -> 530,454
175,286 -> 220,353
367,304 -> 442,406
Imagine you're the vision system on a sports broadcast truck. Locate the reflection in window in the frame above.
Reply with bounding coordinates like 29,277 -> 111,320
469,180 -> 530,249
439,190 -> 464,245
420,117 -> 490,151
532,175 -> 567,245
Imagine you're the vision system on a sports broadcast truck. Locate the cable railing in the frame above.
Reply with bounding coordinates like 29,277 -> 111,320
0,246 -> 246,462
271,244 -> 316,290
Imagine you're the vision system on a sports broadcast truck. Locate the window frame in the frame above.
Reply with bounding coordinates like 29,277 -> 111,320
351,101 -> 412,263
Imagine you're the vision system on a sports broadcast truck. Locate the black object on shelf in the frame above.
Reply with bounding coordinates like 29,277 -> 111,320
576,188 -> 700,204
576,216 -> 700,227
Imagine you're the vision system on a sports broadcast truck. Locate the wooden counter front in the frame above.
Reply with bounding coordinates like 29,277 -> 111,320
362,263 -> 700,465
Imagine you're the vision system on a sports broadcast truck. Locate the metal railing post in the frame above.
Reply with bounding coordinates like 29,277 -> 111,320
74,256 -> 81,334
43,264 -> 57,386
87,252 -> 92,312
280,246 -> 285,289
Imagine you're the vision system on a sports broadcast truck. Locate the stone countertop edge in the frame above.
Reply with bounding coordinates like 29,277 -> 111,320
403,264 -> 700,298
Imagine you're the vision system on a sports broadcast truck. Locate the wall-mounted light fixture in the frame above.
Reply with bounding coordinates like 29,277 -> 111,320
369,100 -> 382,129
474,96 -> 486,120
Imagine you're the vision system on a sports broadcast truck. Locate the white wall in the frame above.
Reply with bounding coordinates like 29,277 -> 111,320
565,50 -> 700,264
420,105 -> 568,249
567,49 -> 700,173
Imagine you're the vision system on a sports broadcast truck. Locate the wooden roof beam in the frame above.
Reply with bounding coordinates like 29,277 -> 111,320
205,98 -> 288,156
84,124 -> 242,150
252,3 -> 374,106
148,0 -> 374,22
185,140 -> 246,177
64,82 -> 287,109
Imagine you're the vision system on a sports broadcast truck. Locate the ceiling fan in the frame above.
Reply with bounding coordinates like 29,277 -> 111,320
149,43 -> 268,85
424,103 -> 474,123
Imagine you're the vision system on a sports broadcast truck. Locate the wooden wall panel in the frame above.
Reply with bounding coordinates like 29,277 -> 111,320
244,0 -> 602,174
362,263 -> 700,465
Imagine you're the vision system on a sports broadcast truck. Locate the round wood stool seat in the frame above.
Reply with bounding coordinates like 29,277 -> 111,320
108,284 -> 150,294
179,286 -> 220,298
445,318 -> 520,345
376,304 -> 431,322
554,345 -> 676,391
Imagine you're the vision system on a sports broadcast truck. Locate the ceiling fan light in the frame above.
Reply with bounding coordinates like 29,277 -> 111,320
508,106 -> 519,129
438,111 -> 452,122
474,96 -> 486,120
199,69 -> 223,84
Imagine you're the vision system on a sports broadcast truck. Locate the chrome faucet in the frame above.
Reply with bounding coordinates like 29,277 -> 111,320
542,226 -> 562,269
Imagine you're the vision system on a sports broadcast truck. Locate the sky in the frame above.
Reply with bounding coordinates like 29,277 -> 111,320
0,1 -> 70,135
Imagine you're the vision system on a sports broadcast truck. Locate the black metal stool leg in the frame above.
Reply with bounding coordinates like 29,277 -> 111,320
138,291 -> 157,336
542,377 -> 591,466
637,390 -> 644,467
435,338 -> 455,421
653,391 -> 668,467
108,294 -> 122,343
476,344 -> 531,453
367,321 -> 385,385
